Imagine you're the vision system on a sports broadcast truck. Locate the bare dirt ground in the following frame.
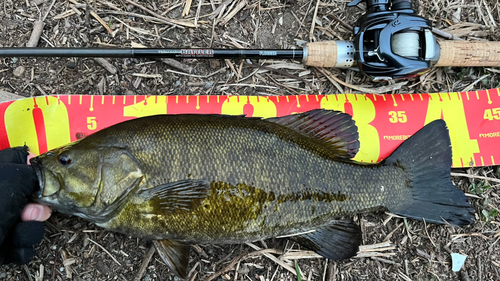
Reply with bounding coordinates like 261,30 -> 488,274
1,0 -> 500,280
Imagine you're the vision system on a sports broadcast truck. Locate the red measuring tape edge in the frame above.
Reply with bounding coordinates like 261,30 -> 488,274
1,89 -> 499,167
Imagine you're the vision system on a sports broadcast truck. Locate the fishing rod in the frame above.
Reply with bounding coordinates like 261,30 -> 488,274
1,0 -> 499,81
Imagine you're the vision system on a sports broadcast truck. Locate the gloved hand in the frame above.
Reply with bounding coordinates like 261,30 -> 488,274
0,146 -> 51,265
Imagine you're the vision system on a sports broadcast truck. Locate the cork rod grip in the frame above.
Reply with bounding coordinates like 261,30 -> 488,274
304,41 -> 338,67
436,41 -> 500,67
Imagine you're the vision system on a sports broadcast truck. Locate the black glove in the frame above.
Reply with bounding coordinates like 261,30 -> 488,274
0,146 -> 45,265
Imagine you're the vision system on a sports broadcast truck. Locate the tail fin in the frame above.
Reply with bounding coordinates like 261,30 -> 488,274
384,120 -> 474,226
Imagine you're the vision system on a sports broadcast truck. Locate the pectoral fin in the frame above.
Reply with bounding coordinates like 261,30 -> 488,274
153,239 -> 190,279
290,220 -> 361,260
139,180 -> 210,212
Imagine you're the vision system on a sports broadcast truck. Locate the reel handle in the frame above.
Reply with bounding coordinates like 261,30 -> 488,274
435,41 -> 500,67
302,41 -> 355,68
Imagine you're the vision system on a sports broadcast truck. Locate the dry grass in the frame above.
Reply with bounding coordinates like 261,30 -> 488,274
0,0 -> 499,280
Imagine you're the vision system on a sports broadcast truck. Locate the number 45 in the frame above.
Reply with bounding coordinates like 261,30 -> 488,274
484,108 -> 500,120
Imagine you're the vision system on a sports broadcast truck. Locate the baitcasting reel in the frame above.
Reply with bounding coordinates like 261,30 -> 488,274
347,0 -> 440,80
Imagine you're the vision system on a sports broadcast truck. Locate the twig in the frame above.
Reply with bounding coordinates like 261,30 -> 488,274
195,0 -> 203,25
132,73 -> 162,78
329,14 -> 353,31
123,0 -> 197,27
355,252 -> 396,258
323,259 -> 329,281
188,262 -> 200,280
60,249 -> 75,279
316,67 -> 408,94
23,265 -> 33,281
26,21 -> 45,47
161,58 -> 194,73
225,59 -> 238,78
87,238 -> 122,266
90,10 -> 114,35
220,0 -> 247,25
452,233 -> 489,240
53,10 -> 76,20
281,250 -> 322,260
34,84 -> 47,96
34,264 -> 44,281
432,27 -> 464,40
423,219 -> 437,248
245,242 -> 296,275
133,245 -> 156,281
371,256 -> 400,265
94,58 -> 117,74
451,172 -> 500,184
315,67 -> 343,92
462,74 -> 490,92
183,0 -> 193,16
309,0 -> 320,42
233,261 -> 240,281
358,241 -> 392,251
42,0 -> 56,21
166,67 -> 226,78
243,62 -> 312,88
209,0 -> 233,20
98,10 -> 184,28
204,248 -> 283,281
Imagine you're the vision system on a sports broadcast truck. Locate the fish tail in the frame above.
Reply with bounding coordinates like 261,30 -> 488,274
383,120 -> 474,226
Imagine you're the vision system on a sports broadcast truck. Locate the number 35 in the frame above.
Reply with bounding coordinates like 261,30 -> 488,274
388,111 -> 407,123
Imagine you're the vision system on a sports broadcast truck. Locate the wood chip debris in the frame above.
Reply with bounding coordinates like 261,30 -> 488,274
26,21 -> 45,47
355,241 -> 396,258
132,73 -> 162,78
219,0 -> 247,25
183,0 -> 193,17
94,58 -> 117,74
161,58 -> 194,73
53,10 -> 76,20
123,0 -> 197,28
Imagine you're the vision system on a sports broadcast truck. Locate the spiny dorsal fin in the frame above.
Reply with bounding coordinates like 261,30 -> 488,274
290,220 -> 362,260
139,180 -> 210,212
266,109 -> 359,159
153,239 -> 190,279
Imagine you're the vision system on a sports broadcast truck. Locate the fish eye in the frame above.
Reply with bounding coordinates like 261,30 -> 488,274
58,154 -> 72,165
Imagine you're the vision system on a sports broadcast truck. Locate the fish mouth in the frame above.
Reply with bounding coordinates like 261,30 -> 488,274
30,157 -> 61,199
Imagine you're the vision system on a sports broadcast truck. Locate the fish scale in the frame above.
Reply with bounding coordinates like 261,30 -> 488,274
86,114 -> 405,242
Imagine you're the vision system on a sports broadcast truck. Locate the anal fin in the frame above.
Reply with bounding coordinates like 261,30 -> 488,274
153,239 -> 190,279
290,220 -> 361,260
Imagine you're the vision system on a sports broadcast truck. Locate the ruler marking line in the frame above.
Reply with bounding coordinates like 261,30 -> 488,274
486,89 -> 492,104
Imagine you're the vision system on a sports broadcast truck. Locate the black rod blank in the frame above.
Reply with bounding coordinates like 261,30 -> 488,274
0,48 -> 304,60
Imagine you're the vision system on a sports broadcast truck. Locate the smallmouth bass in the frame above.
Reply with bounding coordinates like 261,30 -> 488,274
31,110 -> 474,278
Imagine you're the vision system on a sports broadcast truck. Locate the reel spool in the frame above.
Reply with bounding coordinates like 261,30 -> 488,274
348,0 -> 440,80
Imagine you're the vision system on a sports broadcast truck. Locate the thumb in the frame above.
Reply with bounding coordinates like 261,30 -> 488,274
20,204 -> 52,222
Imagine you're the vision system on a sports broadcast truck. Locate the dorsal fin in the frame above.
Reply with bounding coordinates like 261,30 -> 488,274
266,109 -> 360,159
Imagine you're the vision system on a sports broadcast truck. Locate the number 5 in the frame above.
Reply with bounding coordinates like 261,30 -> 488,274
87,117 -> 97,130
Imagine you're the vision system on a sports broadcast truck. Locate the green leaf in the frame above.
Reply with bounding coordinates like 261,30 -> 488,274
295,261 -> 302,281
482,209 -> 490,222
469,181 -> 491,195
489,209 -> 498,219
